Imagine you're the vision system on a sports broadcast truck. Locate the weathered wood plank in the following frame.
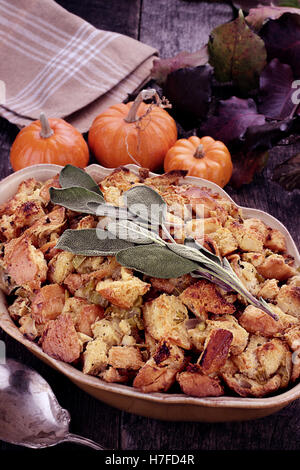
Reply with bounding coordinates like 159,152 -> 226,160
139,0 -> 233,57
56,0 -> 141,38
121,400 -> 300,450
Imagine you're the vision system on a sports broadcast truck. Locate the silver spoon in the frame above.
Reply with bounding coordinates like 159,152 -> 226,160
0,358 -> 104,450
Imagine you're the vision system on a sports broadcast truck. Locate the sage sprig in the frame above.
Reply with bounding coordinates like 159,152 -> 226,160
52,165 -> 278,320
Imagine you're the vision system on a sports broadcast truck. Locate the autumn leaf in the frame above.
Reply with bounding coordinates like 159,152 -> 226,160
208,10 -> 267,93
200,96 -> 265,144
258,59 -> 298,119
260,13 -> 300,77
151,46 -> 209,85
246,5 -> 300,31
230,149 -> 269,188
234,0 -> 300,13
273,153 -> 300,190
164,65 -> 212,127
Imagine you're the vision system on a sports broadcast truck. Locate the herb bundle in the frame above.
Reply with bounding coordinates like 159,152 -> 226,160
51,165 -> 278,320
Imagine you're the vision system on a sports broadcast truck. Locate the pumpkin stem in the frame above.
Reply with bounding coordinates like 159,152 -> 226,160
39,112 -> 54,138
194,144 -> 205,159
124,88 -> 165,123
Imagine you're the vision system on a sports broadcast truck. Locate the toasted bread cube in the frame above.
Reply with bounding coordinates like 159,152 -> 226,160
232,335 -> 291,382
187,322 -> 207,352
143,171 -> 186,193
288,275 -> 300,287
256,339 -> 291,381
23,206 -> 65,246
19,315 -> 38,341
144,331 -> 158,357
8,297 -> 31,321
99,168 -> 140,205
205,315 -> 249,355
39,174 -> 60,204
283,326 -> 300,381
178,185 -> 222,218
211,227 -> 238,256
133,341 -> 185,393
162,190 -> 192,221
31,284 -> 66,325
41,312 -> 81,363
62,297 -> 104,336
243,218 -> 268,240
258,279 -> 279,301
0,200 -> 45,241
83,338 -> 108,375
149,274 -> 194,295
177,364 -> 224,397
276,284 -> 300,319
239,305 -> 297,338
264,227 -> 286,252
0,178 -> 42,217
231,335 -> 266,381
96,275 -> 150,309
143,294 -> 191,349
4,237 -> 47,290
64,257 -> 120,295
48,251 -> 75,284
74,255 -> 105,274
107,346 -> 144,370
92,318 -> 123,346
40,238 -> 61,260
185,217 -> 222,238
230,258 -> 260,296
256,254 -> 295,281
226,218 -> 265,253
199,328 -> 233,374
221,359 -> 282,398
179,280 -> 235,320
100,366 -> 131,384
74,215 -> 98,230
241,252 -> 265,267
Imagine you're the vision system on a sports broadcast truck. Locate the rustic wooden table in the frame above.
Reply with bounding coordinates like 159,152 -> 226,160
1,0 -> 300,452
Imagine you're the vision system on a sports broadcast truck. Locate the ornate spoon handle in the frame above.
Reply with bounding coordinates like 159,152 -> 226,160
64,433 -> 105,450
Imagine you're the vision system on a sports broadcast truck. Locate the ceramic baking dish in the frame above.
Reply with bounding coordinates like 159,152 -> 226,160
0,163 -> 299,422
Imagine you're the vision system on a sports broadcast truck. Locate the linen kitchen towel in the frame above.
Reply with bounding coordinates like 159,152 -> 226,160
0,0 -> 157,132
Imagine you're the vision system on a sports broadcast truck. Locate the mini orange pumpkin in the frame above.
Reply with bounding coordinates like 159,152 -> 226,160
10,113 -> 89,171
164,136 -> 233,188
88,89 -> 177,171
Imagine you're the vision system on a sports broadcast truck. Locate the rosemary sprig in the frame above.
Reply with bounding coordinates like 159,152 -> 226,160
52,165 -> 278,320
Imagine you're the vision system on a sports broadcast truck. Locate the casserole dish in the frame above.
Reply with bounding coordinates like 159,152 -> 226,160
0,163 -> 299,422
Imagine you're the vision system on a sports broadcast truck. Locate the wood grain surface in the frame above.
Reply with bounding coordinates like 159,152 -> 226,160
0,0 -> 299,452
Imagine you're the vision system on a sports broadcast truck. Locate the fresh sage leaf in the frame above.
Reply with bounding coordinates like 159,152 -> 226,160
116,244 -> 199,278
123,185 -> 167,225
50,186 -> 105,214
106,220 -> 165,245
168,242 -> 207,264
55,229 -> 135,255
87,202 -> 135,220
59,164 -> 103,196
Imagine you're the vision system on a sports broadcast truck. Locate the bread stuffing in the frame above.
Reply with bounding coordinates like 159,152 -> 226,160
1,167 -> 300,399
